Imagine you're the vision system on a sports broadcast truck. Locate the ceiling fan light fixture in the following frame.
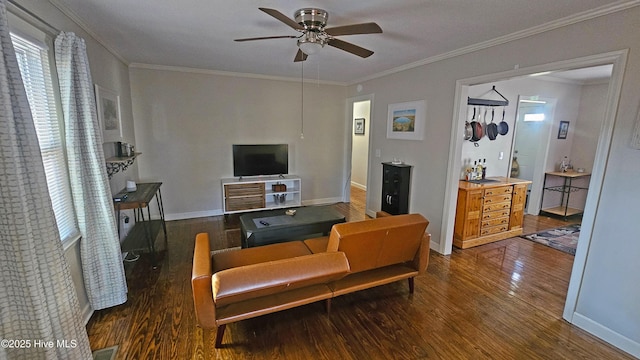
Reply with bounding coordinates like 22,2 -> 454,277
297,32 -> 325,55
298,40 -> 323,55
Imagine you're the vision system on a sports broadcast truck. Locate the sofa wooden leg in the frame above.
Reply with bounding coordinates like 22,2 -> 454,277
215,324 -> 226,348
408,277 -> 415,294
325,298 -> 332,315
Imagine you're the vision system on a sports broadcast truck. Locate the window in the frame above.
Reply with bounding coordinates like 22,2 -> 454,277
11,32 -> 79,243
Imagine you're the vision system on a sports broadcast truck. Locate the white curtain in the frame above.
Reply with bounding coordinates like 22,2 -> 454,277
0,1 -> 92,359
54,32 -> 127,310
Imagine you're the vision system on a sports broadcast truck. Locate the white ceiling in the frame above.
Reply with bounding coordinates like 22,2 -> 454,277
50,0 -> 629,84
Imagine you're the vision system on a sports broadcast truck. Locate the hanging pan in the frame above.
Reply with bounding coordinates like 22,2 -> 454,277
470,107 -> 483,142
498,107 -> 509,135
464,107 -> 474,140
487,108 -> 498,140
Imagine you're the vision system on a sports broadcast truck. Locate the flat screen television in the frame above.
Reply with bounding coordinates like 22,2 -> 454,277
233,144 -> 288,177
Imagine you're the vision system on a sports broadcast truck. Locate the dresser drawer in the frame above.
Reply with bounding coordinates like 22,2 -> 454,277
484,186 -> 513,196
480,224 -> 510,236
482,216 -> 510,228
226,196 -> 265,211
483,193 -> 512,204
482,209 -> 510,220
483,201 -> 511,213
225,183 -> 265,197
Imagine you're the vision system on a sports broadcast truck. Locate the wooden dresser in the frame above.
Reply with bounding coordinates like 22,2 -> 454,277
453,177 -> 531,249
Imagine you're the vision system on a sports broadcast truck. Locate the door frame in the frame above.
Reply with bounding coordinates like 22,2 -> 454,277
439,50 -> 627,322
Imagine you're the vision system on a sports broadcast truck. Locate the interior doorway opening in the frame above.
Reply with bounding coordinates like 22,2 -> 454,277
345,94 -> 373,214
443,50 -> 626,328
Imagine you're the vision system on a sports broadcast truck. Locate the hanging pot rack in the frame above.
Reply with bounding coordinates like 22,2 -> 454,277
467,85 -> 509,107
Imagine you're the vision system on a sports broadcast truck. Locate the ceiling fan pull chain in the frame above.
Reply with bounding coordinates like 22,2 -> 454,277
300,60 -> 304,139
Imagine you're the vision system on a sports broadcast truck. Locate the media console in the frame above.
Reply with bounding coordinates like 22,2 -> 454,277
221,175 -> 301,214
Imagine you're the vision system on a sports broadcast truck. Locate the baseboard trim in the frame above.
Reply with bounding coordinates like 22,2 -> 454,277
571,312 -> 639,358
164,209 -> 223,221
350,181 -> 367,191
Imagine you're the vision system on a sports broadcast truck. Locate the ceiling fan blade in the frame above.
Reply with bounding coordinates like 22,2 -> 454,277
325,22 -> 383,36
234,35 -> 297,42
294,49 -> 308,62
327,38 -> 374,58
259,7 -> 304,31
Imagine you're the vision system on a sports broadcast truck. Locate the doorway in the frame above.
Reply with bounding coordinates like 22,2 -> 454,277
510,96 -> 557,214
442,50 -> 626,325
345,95 -> 373,211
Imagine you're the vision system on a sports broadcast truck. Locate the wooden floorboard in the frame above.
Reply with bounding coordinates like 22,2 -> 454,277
86,188 -> 632,359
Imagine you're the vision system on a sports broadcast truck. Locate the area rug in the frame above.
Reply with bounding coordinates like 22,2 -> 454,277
93,345 -> 118,360
522,224 -> 580,255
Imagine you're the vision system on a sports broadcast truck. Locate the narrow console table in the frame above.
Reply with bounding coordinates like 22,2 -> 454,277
540,171 -> 590,219
113,182 -> 167,269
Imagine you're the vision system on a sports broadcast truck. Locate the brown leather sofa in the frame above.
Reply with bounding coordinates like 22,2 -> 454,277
191,213 -> 430,348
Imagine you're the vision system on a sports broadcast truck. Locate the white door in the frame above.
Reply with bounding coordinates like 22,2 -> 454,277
510,96 -> 556,214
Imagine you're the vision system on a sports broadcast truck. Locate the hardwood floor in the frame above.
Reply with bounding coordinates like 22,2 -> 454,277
86,190 -> 631,359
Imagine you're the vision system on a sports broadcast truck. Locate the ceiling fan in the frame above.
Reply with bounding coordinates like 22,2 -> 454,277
234,7 -> 383,62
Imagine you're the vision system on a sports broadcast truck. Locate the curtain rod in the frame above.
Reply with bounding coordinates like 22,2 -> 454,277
7,0 -> 59,34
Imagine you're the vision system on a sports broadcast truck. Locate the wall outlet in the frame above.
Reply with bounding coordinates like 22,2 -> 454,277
499,151 -> 504,160
375,149 -> 381,158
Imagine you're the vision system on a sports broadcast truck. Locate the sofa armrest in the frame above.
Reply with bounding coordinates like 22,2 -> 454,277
413,232 -> 431,274
192,233 -> 217,329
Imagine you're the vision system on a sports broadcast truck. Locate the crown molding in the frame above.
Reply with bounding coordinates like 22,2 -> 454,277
349,0 -> 640,85
48,0 -> 128,65
128,63 -> 347,86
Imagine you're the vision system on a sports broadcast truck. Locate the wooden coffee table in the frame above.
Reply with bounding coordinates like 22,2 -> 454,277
239,206 -> 346,248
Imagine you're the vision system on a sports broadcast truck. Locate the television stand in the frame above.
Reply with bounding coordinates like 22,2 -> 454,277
221,175 -> 301,215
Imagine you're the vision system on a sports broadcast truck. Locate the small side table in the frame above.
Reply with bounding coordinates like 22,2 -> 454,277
540,171 -> 590,219
113,182 -> 167,269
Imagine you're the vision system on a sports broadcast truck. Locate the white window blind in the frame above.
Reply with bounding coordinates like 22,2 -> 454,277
11,33 -> 79,242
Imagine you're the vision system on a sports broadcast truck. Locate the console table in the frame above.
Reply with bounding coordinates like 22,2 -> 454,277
540,171 -> 591,219
113,182 -> 167,269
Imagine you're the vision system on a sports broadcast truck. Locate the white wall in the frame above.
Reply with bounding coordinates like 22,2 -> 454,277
129,67 -> 347,219
11,0 -> 137,323
349,7 -> 640,356
351,100 -> 370,190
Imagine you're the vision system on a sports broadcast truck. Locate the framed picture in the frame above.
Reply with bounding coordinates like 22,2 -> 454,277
354,118 -> 365,135
387,100 -> 425,140
557,121 -> 569,139
95,84 -> 122,142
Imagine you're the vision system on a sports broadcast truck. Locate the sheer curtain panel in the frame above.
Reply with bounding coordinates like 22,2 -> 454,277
54,31 -> 127,310
0,1 -> 92,358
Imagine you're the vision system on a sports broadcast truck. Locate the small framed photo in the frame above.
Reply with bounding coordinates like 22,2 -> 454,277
354,118 -> 365,135
95,84 -> 122,142
557,121 -> 569,139
387,100 -> 425,140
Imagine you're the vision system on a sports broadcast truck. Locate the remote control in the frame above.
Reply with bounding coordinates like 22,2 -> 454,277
259,220 -> 270,226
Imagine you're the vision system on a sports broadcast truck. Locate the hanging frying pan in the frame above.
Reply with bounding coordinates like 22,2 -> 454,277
470,107 -> 483,142
498,107 -> 509,135
487,108 -> 498,140
464,107 -> 474,140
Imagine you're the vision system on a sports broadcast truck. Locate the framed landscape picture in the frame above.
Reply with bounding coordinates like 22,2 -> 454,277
387,100 -> 425,140
95,84 -> 122,142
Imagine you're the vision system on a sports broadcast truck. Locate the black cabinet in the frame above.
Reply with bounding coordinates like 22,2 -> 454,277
381,162 -> 412,215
